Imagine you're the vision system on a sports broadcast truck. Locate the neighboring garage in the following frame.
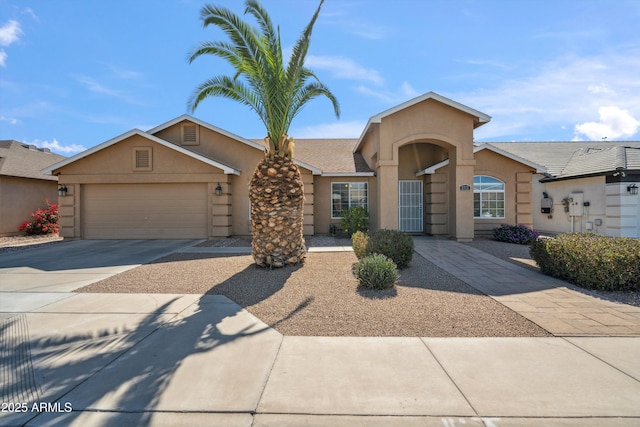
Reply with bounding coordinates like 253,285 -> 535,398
82,183 -> 209,239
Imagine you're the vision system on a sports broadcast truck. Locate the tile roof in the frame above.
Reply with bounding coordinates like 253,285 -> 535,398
250,138 -> 373,175
0,140 -> 66,181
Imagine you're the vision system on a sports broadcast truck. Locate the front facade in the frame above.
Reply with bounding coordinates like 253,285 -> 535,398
43,92 -> 640,240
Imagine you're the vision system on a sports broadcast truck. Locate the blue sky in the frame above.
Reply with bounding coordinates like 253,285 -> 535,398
2,0 -> 640,156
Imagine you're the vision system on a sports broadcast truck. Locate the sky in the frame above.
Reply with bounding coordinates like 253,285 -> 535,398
2,0 -> 640,156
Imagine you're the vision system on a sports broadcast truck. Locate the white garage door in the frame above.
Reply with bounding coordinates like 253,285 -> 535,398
83,183 -> 208,239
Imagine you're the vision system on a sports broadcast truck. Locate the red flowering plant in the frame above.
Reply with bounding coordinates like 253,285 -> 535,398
19,200 -> 59,235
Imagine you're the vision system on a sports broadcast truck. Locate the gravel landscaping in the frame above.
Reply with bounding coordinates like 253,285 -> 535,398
78,250 -> 551,337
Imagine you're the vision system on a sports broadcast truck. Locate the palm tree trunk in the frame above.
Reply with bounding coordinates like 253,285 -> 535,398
249,154 -> 306,267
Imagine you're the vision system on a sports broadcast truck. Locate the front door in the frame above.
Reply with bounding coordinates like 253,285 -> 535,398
399,180 -> 423,233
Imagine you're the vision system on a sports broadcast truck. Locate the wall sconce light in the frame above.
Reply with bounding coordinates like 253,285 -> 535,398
215,183 -> 223,196
627,184 -> 638,195
58,184 -> 68,196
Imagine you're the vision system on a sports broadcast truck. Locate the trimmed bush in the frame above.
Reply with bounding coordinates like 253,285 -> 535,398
493,224 -> 540,244
19,200 -> 59,235
366,229 -> 414,269
353,254 -> 399,289
340,206 -> 369,237
530,233 -> 640,291
352,231 -> 369,259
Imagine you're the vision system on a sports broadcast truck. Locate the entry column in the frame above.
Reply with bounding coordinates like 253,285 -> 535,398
450,157 -> 475,242
377,160 -> 399,230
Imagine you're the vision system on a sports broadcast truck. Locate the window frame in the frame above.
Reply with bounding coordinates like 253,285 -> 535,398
473,175 -> 505,219
331,182 -> 368,219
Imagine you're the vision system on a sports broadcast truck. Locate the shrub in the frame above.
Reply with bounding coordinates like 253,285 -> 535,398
352,254 -> 398,289
530,233 -> 640,291
19,200 -> 59,235
493,224 -> 540,244
352,231 -> 369,259
340,206 -> 369,237
366,229 -> 414,269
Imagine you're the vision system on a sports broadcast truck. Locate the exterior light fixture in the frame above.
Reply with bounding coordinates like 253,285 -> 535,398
215,183 -> 223,196
58,185 -> 68,196
627,184 -> 639,195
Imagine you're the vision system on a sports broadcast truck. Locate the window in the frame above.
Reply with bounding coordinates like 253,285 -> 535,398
474,175 -> 504,218
332,182 -> 368,218
133,147 -> 152,171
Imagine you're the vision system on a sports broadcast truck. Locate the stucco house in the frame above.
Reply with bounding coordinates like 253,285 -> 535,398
43,92 -> 640,240
0,140 -> 66,236
484,142 -> 640,238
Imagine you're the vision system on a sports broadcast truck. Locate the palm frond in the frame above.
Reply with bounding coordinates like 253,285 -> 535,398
188,0 -> 339,159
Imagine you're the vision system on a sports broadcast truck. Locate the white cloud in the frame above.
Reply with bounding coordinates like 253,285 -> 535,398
459,50 -> 640,140
587,84 -> 616,96
0,20 -> 22,67
0,115 -> 18,124
574,106 -> 640,140
356,81 -> 420,104
0,20 -> 21,46
75,75 -> 144,105
291,120 -> 366,138
306,55 -> 383,85
32,138 -> 86,154
21,8 -> 39,22
107,64 -> 143,79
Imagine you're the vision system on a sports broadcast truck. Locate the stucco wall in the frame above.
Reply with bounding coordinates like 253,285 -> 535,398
473,150 -> 534,235
531,175 -> 607,235
53,134 -> 231,238
314,176 -> 376,234
0,176 -> 58,236
373,99 -> 478,240
397,143 -> 448,180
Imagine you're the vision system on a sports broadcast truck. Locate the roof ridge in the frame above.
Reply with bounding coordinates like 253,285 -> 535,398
617,146 -> 627,169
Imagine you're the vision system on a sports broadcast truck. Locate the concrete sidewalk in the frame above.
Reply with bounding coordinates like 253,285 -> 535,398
1,239 -> 640,426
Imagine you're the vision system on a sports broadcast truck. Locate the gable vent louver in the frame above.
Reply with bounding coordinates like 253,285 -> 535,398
136,150 -> 150,168
182,124 -> 198,145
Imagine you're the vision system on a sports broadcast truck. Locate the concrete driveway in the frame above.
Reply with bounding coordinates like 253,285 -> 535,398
0,240 -> 199,305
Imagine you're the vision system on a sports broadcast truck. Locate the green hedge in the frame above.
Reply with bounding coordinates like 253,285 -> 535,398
530,233 -> 640,291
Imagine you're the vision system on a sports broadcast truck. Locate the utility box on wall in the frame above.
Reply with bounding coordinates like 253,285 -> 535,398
541,197 -> 553,214
569,192 -> 584,216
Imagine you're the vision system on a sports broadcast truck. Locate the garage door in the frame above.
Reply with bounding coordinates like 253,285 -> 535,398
83,183 -> 208,239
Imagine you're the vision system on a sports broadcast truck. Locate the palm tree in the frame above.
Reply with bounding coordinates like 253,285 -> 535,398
188,0 -> 340,268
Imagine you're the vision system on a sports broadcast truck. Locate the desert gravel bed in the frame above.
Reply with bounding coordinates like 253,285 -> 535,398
78,251 -> 551,337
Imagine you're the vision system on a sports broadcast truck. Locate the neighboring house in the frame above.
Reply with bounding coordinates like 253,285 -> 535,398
484,142 -> 640,238
42,92 -> 640,240
0,140 -> 66,236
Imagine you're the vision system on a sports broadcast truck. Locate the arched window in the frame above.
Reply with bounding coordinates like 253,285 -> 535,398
474,176 -> 505,218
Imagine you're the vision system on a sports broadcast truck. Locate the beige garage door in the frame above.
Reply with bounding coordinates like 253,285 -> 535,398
83,183 -> 208,239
